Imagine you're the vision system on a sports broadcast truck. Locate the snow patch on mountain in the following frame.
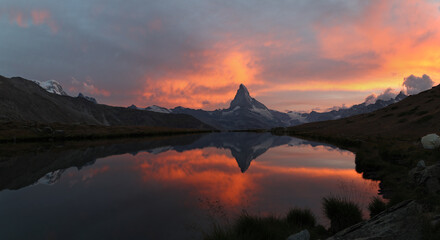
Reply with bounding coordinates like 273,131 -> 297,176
287,111 -> 308,123
250,106 -> 274,119
33,79 -> 67,95
145,105 -> 172,113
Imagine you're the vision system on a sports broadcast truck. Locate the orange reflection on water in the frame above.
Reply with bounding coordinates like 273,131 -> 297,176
136,148 -> 259,206
133,145 -> 380,214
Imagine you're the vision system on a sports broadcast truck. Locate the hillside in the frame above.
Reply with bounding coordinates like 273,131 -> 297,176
0,75 -> 213,130
280,84 -> 440,140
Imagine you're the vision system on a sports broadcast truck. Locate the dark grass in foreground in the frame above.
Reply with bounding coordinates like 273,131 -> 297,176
203,209 -> 327,240
322,196 -> 363,234
203,197 -> 370,240
368,196 -> 387,218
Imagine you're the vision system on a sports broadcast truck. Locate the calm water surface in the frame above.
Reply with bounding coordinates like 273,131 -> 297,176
0,133 -> 379,239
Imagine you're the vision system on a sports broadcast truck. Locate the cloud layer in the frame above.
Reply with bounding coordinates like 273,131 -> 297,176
0,0 -> 439,111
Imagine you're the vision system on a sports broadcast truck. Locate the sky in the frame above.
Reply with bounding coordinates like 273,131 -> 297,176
1,0 -> 440,112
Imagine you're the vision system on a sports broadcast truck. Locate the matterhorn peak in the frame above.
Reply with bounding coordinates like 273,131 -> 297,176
230,84 -> 253,108
228,83 -> 270,112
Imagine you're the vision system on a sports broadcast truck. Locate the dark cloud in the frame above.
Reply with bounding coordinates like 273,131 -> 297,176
403,74 -> 434,95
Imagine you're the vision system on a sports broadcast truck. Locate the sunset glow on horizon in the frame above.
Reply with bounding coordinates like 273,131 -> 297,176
1,0 -> 440,111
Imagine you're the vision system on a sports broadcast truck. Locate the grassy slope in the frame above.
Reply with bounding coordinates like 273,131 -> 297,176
0,121 -> 215,143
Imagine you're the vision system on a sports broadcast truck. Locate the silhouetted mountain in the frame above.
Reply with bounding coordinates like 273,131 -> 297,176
0,75 -> 212,130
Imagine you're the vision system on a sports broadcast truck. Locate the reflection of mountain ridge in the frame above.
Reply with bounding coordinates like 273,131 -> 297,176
0,133 -> 339,191
0,135 -> 204,191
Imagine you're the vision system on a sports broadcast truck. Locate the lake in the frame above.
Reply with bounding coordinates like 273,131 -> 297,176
0,132 -> 380,239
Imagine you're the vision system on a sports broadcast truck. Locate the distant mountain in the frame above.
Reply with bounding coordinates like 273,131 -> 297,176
78,93 -> 98,104
0,75 -> 213,130
131,84 -> 407,130
304,91 -> 407,122
129,104 -> 172,113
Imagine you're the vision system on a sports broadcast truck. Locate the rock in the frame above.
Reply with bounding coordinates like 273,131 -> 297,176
287,229 -> 310,240
327,200 -> 423,240
432,215 -> 440,226
409,163 -> 440,194
421,133 -> 440,149
416,160 -> 426,171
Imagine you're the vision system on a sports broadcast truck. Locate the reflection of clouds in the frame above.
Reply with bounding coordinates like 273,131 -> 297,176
132,145 -> 379,221
135,148 -> 257,207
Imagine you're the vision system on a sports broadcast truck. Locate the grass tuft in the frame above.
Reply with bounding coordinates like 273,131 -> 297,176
322,196 -> 363,234
203,208 -> 327,240
368,197 -> 387,218
286,208 -> 316,228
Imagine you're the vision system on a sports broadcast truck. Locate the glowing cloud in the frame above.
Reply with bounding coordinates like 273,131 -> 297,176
140,50 -> 262,109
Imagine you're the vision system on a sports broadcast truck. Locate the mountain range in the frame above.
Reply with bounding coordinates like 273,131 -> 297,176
132,84 -> 407,130
3,74 -> 408,131
0,75 -> 212,130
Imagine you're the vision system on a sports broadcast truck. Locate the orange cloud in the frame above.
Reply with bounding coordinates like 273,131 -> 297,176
69,77 -> 111,97
314,0 -> 440,88
31,10 -> 49,25
7,9 -> 58,33
15,13 -> 26,27
82,82 -> 111,97
139,50 -> 263,109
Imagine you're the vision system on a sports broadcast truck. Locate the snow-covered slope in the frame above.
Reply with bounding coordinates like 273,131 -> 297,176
33,79 -> 67,95
145,105 -> 172,113
128,105 -> 172,113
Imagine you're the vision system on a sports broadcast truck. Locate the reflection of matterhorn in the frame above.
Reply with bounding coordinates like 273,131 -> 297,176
167,132 -> 317,173
38,169 -> 65,185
